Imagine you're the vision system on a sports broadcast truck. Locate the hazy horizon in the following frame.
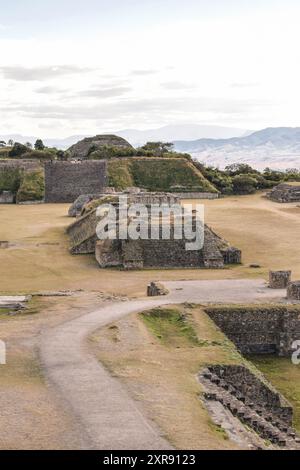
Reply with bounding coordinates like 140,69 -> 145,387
1,0 -> 300,138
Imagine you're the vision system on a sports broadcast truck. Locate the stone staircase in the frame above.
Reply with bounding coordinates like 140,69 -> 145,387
200,367 -> 300,449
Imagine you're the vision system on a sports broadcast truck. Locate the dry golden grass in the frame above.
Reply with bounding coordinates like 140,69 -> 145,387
1,193 -> 300,295
91,304 -> 246,450
1,195 -> 300,448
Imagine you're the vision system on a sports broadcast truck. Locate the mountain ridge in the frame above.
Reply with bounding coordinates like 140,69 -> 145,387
173,127 -> 300,170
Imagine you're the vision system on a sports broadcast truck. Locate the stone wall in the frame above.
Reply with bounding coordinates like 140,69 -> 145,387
0,159 -> 41,172
267,183 -> 300,203
201,365 -> 293,425
0,191 -> 14,203
175,192 -> 219,200
199,365 -> 300,448
205,306 -> 300,357
45,160 -> 107,203
66,208 -> 99,254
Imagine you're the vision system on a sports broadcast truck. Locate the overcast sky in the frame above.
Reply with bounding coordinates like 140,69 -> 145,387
0,0 -> 300,137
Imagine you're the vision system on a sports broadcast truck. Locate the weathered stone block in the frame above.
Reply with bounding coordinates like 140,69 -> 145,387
287,281 -> 300,300
269,270 -> 291,289
147,282 -> 169,297
0,191 -> 14,204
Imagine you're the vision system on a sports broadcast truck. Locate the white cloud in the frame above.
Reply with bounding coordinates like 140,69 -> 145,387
0,3 -> 300,137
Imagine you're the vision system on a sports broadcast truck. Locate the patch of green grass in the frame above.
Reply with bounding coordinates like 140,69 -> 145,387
130,158 -> 217,193
0,297 -> 40,319
250,356 -> 300,432
0,308 -> 10,317
208,421 -> 229,440
107,159 -> 134,189
141,307 -> 203,347
0,167 -> 23,193
107,157 -> 217,192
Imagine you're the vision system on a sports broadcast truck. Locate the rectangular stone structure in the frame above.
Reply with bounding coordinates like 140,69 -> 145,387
45,160 -> 107,203
205,305 -> 300,357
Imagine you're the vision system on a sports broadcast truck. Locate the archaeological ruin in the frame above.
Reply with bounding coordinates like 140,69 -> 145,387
269,270 -> 292,289
67,134 -> 134,159
205,305 -> 300,356
44,160 -> 107,203
267,182 -> 300,202
67,191 -> 241,269
199,365 -> 300,449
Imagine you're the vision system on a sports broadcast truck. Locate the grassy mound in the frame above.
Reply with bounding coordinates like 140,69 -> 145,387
108,157 -> 217,193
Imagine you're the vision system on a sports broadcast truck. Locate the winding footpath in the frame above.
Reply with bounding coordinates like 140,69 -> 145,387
39,279 -> 286,450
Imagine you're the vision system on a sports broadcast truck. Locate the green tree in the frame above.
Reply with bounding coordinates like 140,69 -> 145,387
34,139 -> 45,151
225,163 -> 258,176
9,142 -> 28,157
232,174 -> 257,194
138,141 -> 174,156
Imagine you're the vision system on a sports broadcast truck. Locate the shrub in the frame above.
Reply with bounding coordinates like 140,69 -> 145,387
9,142 -> 28,158
21,150 -> 55,160
232,174 -> 258,194
225,163 -> 259,176
0,168 -> 23,193
88,145 -> 136,159
16,170 -> 45,202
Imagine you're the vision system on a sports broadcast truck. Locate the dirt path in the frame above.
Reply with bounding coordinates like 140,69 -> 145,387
39,279 -> 287,450
40,298 -> 172,450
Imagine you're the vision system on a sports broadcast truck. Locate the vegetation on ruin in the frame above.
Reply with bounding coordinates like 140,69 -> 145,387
0,148 -> 10,158
87,141 -> 192,160
141,307 -> 201,346
81,195 -> 120,215
250,356 -> 300,432
0,167 -> 23,193
0,166 -> 44,202
107,157 -> 217,192
16,169 -> 45,203
130,158 -> 216,192
107,158 -> 134,189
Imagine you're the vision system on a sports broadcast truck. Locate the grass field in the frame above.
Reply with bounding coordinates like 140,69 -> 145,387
91,304 -> 244,450
1,193 -> 300,449
1,192 -> 300,295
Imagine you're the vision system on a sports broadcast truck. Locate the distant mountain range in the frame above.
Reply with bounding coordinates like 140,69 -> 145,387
116,124 -> 249,147
173,127 -> 300,170
2,126 -> 300,170
0,125 -> 248,150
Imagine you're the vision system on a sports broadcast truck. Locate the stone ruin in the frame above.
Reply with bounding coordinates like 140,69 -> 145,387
67,134 -> 133,160
66,192 -> 241,270
269,270 -> 291,289
147,282 -> 169,296
287,281 -> 300,301
267,183 -> 300,203
44,160 -> 107,203
205,305 -> 300,357
0,191 -> 14,204
199,365 -> 300,449
199,305 -> 300,448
